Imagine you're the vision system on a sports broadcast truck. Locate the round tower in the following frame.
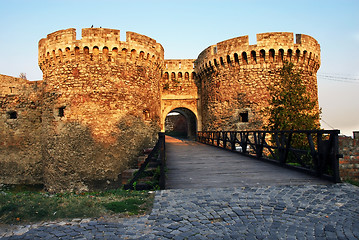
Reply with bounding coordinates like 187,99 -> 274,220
195,32 -> 320,131
38,28 -> 164,192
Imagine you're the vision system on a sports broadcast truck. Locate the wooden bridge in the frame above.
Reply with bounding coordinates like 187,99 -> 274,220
166,136 -> 330,189
125,130 -> 341,190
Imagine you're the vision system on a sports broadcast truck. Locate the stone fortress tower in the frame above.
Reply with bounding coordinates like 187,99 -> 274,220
0,28 -> 321,192
195,32 -> 320,131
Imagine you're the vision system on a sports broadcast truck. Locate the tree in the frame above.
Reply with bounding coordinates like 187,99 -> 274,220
19,73 -> 27,80
266,62 -> 320,131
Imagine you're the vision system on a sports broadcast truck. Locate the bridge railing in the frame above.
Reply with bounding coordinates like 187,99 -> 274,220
197,130 -> 341,183
124,132 -> 166,190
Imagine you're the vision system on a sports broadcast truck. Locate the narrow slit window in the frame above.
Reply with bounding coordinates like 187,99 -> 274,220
239,112 -> 248,122
234,53 -> 239,64
251,51 -> 257,63
227,55 -> 231,65
58,106 -> 66,117
242,52 -> 248,64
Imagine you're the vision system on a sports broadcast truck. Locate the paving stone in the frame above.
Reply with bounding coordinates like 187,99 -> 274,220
0,184 -> 358,239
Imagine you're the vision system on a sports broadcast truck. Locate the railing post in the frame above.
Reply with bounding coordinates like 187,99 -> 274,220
158,132 -> 166,190
230,132 -> 236,151
330,131 -> 341,183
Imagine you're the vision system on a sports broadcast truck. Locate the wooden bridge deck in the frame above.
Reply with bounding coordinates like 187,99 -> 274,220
165,136 -> 330,189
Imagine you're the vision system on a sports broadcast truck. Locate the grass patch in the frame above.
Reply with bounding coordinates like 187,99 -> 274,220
0,187 -> 154,224
103,198 -> 146,214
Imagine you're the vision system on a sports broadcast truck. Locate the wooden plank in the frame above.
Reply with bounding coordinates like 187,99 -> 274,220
165,136 -> 330,189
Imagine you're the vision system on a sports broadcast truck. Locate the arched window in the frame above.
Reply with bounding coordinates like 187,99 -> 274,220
65,47 -> 71,58
303,50 -> 307,60
251,51 -> 257,63
214,59 -> 218,67
103,46 -> 109,55
287,49 -> 293,61
58,49 -> 63,62
296,49 -> 300,62
84,46 -> 89,55
220,57 -> 225,66
185,72 -> 189,80
178,72 -> 183,79
191,72 -> 196,80
139,51 -> 144,60
260,49 -> 266,62
308,52 -> 312,65
279,49 -> 284,62
164,72 -> 169,79
131,49 -> 137,60
122,48 -> 128,58
93,46 -> 99,55
75,46 -> 80,56
171,72 -> 176,79
227,55 -> 231,65
112,47 -> 118,58
269,49 -> 275,62
242,52 -> 248,64
234,53 -> 239,64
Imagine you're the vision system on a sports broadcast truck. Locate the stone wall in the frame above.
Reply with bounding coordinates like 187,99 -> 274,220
195,32 -> 320,131
339,135 -> 359,181
0,74 -> 43,185
160,59 -> 201,131
165,114 -> 188,135
38,28 -> 164,192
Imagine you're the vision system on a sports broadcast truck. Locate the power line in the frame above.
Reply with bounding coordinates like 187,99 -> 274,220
321,119 -> 336,130
317,73 -> 359,84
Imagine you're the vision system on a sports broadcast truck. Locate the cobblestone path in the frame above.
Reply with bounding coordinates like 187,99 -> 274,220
1,184 -> 359,239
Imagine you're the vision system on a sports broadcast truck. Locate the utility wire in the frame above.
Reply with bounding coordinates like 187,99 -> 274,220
321,119 -> 336,130
317,73 -> 359,84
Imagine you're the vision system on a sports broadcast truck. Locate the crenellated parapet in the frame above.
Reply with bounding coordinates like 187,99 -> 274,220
163,59 -> 196,82
195,32 -> 320,77
38,28 -> 164,73
195,32 -> 321,131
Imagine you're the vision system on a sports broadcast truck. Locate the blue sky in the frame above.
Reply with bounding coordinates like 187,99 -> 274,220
0,0 -> 358,136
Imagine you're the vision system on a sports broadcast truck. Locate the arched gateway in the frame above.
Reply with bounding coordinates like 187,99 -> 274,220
164,107 -> 198,138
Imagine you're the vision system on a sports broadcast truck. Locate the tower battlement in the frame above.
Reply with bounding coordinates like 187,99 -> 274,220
195,32 -> 320,75
38,28 -> 164,73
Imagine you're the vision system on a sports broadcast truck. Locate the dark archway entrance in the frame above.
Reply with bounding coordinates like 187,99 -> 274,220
165,108 -> 197,139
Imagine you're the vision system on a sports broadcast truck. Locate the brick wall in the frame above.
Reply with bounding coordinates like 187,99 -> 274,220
339,135 -> 359,181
